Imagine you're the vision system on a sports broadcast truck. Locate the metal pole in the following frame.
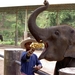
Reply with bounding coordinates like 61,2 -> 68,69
0,54 -> 4,58
24,9 -> 28,40
15,10 -> 18,46
56,10 -> 59,25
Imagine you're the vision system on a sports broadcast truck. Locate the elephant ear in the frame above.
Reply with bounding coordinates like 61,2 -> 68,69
64,45 -> 75,58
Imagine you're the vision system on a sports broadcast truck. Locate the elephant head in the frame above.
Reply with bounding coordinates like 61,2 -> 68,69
28,0 -> 75,61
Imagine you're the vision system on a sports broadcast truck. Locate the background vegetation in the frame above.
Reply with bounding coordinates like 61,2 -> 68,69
0,10 -> 75,45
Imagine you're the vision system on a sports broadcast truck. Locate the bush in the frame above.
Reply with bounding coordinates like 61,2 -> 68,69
0,41 -> 15,45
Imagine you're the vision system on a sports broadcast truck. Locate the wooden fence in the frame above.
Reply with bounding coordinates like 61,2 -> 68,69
0,48 -> 50,75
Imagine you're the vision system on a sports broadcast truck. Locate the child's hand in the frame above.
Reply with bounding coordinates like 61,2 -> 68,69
33,65 -> 42,71
27,49 -> 35,56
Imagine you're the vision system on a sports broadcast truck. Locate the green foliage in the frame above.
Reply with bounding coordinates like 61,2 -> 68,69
18,24 -> 24,37
58,10 -> 75,27
0,40 -> 15,45
47,12 -> 57,26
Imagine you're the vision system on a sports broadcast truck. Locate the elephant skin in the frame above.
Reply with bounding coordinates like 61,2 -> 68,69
28,0 -> 75,75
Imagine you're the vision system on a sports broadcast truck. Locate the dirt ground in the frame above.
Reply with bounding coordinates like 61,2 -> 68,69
0,45 -> 56,75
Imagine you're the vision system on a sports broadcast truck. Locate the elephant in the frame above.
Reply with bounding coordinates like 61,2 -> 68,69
0,35 -> 3,41
28,0 -> 75,75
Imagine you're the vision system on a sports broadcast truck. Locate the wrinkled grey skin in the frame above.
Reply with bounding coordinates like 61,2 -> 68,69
28,1 -> 75,75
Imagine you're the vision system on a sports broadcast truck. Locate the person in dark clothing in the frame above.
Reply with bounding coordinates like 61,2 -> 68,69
20,37 -> 42,75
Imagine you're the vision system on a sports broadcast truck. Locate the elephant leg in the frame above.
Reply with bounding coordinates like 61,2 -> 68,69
54,61 -> 61,75
54,57 -> 73,75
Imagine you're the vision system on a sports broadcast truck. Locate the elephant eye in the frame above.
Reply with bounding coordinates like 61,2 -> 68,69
55,30 -> 59,36
71,30 -> 74,33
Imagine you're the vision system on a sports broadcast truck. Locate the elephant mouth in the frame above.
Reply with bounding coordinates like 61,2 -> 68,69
44,42 -> 48,48
38,42 -> 49,59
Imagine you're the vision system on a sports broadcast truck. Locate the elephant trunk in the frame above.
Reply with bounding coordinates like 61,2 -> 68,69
28,1 -> 49,42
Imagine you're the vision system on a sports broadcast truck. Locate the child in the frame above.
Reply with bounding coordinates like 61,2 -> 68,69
20,37 -> 42,75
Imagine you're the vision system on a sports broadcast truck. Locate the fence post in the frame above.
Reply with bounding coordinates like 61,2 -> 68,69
59,67 -> 75,75
4,48 -> 23,75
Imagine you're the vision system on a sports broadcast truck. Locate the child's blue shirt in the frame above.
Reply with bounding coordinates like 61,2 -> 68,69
21,51 -> 42,75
